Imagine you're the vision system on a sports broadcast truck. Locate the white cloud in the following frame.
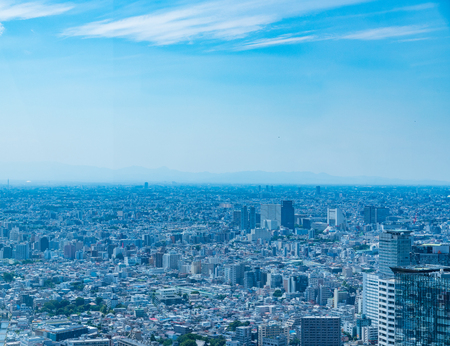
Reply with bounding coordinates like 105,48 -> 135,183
394,3 -> 436,12
239,34 -> 317,50
342,25 -> 434,40
62,0 -> 370,45
239,25 -> 436,50
0,0 -> 73,21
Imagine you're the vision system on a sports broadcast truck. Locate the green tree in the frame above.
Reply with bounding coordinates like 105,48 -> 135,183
273,289 -> 283,297
180,340 -> 197,346
95,297 -> 103,305
163,339 -> 173,346
227,321 -> 250,331
75,297 -> 85,306
116,253 -> 124,260
2,272 -> 14,282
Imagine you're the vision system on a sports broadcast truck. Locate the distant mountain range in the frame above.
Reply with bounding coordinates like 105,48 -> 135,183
0,162 -> 448,185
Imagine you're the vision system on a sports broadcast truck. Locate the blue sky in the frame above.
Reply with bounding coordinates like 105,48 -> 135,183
1,0 -> 450,181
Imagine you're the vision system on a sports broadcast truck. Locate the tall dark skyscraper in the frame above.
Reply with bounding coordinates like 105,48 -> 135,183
240,206 -> 248,231
281,200 -> 294,229
315,186 -> 321,196
364,206 -> 389,224
394,266 -> 450,346
39,237 -> 49,252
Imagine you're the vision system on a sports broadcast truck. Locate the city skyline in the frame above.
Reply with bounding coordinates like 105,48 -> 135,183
1,0 -> 450,181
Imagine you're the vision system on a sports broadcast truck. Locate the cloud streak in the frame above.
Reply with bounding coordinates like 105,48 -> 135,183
0,0 -> 73,21
342,25 -> 434,40
239,34 -> 318,50
239,25 -> 437,50
62,0 -> 370,45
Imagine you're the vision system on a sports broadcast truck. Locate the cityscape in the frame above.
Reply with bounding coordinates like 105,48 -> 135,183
2,0 -> 450,345
0,183 -> 449,346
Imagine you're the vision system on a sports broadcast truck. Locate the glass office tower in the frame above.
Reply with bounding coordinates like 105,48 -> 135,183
393,266 -> 450,346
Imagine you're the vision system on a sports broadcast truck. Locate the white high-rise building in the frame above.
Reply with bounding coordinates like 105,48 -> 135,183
163,251 -> 181,270
377,277 -> 395,346
362,273 -> 379,326
260,204 -> 281,230
327,208 -> 346,228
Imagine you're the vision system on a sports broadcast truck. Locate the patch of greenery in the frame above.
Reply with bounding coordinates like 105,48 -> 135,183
273,289 -> 283,297
2,272 -> 14,282
227,320 -> 250,331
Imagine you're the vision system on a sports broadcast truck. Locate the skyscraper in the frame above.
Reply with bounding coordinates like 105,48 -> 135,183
379,229 -> 411,277
362,273 -> 379,327
393,266 -> 450,346
377,277 -> 396,346
300,317 -> 341,346
240,206 -> 248,231
281,201 -> 294,229
364,206 -> 389,224
15,243 -> 30,260
327,207 -> 345,228
249,206 -> 256,230
260,204 -> 281,229
39,236 -> 49,252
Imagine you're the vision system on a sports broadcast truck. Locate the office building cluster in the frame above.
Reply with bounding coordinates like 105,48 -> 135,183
0,184 -> 449,346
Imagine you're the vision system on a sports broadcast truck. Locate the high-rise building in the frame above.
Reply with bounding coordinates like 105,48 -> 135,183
315,186 -> 321,196
327,208 -> 345,228
377,277 -> 395,346
236,326 -> 252,346
260,204 -> 281,229
39,237 -> 49,252
225,263 -> 245,285
244,271 -> 256,289
364,206 -> 389,224
284,275 -> 308,293
15,243 -> 29,260
144,182 -> 148,189
64,244 -> 76,260
281,201 -> 294,230
163,251 -> 181,270
249,207 -> 256,230
240,206 -> 248,231
153,252 -> 164,268
262,336 -> 287,346
379,229 -> 411,277
0,246 -> 13,259
300,317 -> 341,346
258,324 -> 287,346
362,273 -> 379,327
233,210 -> 242,227
394,266 -> 450,346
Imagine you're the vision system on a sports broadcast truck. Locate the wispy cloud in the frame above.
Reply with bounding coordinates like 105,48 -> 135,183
240,25 -> 437,50
342,25 -> 434,40
62,0 -> 370,45
0,23 -> 4,35
394,3 -> 436,12
0,0 -> 73,21
239,34 -> 317,50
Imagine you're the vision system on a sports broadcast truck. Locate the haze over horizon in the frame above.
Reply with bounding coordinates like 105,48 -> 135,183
1,0 -> 450,181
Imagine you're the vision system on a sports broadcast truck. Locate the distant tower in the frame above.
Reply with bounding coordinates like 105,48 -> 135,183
379,229 -> 412,277
281,201 -> 295,230
315,186 -> 321,196
240,206 -> 248,231
249,207 -> 256,230
144,182 -> 148,189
